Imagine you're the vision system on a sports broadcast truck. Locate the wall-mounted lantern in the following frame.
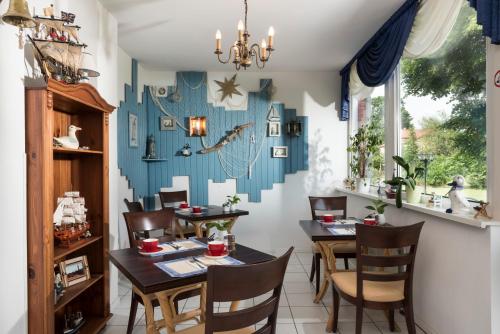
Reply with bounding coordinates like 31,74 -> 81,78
189,116 -> 207,136
286,120 -> 302,137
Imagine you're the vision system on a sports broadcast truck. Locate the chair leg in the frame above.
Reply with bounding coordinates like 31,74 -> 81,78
332,288 -> 340,332
355,305 -> 363,334
127,294 -> 139,334
404,302 -> 417,334
343,257 -> 349,270
310,255 -> 316,282
315,253 -> 321,295
388,309 -> 395,332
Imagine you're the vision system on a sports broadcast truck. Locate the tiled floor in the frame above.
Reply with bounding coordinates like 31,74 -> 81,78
103,251 -> 426,334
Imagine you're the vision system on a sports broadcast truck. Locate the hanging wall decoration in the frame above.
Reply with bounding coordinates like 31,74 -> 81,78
268,121 -> 280,137
215,74 -> 243,101
160,116 -> 176,131
287,120 -> 302,137
129,113 -> 138,147
200,123 -> 254,154
272,146 -> 288,158
189,117 -> 207,136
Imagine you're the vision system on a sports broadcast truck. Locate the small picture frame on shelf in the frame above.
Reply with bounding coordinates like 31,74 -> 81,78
59,255 -> 91,287
272,146 -> 288,158
268,121 -> 281,137
129,112 -> 138,147
160,116 -> 177,131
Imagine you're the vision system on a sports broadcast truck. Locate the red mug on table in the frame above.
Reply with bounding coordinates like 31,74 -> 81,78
179,202 -> 189,209
363,218 -> 377,226
141,238 -> 159,252
192,206 -> 202,213
208,240 -> 226,256
323,214 -> 334,223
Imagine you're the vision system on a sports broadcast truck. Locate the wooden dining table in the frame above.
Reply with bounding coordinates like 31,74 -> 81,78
109,238 -> 274,333
174,205 -> 249,238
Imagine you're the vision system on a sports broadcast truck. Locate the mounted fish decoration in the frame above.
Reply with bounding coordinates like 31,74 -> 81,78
53,124 -> 81,149
200,123 -> 254,154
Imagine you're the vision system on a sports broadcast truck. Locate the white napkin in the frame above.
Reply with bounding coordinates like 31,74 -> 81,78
175,240 -> 204,250
196,257 -> 234,266
328,227 -> 356,235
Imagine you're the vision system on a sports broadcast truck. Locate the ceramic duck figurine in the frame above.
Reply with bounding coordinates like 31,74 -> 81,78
54,125 -> 81,149
446,175 -> 471,214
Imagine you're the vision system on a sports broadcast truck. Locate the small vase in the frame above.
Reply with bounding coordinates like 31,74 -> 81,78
217,229 -> 228,242
230,204 -> 238,211
356,178 -> 371,193
376,214 -> 386,225
223,206 -> 230,212
406,186 -> 420,204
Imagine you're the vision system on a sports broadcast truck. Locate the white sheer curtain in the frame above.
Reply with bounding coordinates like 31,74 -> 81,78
404,0 -> 464,58
349,60 -> 374,100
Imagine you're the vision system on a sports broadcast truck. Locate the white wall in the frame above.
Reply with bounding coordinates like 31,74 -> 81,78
0,2 -> 119,333
116,55 -> 348,253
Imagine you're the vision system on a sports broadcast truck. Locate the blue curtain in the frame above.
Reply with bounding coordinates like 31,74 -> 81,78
338,0 -> 418,120
469,0 -> 500,44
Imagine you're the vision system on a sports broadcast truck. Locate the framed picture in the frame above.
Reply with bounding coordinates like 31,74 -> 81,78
129,113 -> 138,147
160,116 -> 177,131
59,255 -> 91,287
272,146 -> 288,158
268,121 -> 281,137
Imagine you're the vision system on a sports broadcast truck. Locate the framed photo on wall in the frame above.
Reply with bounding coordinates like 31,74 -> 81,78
129,112 -> 138,147
59,255 -> 91,287
160,116 -> 177,131
272,146 -> 288,158
268,121 -> 281,137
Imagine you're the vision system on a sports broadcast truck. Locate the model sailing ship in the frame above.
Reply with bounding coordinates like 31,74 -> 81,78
29,4 -> 99,84
53,191 -> 91,247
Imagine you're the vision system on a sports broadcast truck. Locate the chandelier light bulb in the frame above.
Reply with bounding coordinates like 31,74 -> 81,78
216,30 -> 221,40
268,26 -> 275,37
215,30 -> 222,50
261,39 -> 267,48
238,20 -> 244,31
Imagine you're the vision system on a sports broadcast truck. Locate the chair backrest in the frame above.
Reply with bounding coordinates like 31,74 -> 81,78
159,190 -> 188,209
308,196 -> 347,220
124,198 -> 144,213
122,209 -> 176,247
204,247 -> 294,334
355,222 -> 425,303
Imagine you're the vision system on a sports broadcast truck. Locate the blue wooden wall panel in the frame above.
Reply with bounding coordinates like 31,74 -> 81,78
118,62 -> 308,208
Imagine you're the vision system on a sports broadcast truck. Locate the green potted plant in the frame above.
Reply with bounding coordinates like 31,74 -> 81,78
226,194 -> 241,211
365,199 -> 388,224
385,155 -> 424,208
347,124 -> 382,193
206,220 -> 232,240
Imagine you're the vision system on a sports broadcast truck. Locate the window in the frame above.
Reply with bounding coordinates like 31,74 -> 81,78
350,87 -> 385,185
399,5 -> 486,201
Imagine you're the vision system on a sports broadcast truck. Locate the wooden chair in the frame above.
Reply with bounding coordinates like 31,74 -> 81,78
122,210 -> 200,334
163,247 -> 294,334
329,222 -> 425,334
159,190 -> 204,239
308,196 -> 355,296
124,198 -> 144,213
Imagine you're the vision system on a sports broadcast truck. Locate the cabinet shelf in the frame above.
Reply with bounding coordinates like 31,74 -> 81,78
53,147 -> 103,155
78,315 -> 112,334
54,275 -> 103,312
54,236 -> 103,262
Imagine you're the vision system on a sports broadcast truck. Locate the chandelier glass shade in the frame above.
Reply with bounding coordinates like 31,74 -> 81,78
214,0 -> 274,70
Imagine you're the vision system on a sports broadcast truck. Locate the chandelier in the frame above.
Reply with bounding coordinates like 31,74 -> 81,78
214,0 -> 274,70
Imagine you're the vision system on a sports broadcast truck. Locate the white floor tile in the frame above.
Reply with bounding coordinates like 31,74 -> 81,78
365,308 -> 405,323
276,323 -> 299,334
108,307 -> 144,326
285,272 -> 311,283
287,292 -> 321,307
284,282 -> 316,294
101,325 -> 146,334
338,322 -> 382,334
290,306 -> 330,324
333,306 -> 372,323
374,320 -> 425,334
287,264 -> 307,273
295,322 -> 329,334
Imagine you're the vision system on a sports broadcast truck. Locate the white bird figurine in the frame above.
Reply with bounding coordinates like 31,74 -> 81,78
54,125 -> 82,149
446,175 -> 471,214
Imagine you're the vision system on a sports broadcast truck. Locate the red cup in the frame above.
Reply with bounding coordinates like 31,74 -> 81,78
192,206 -> 202,213
141,238 -> 159,252
363,218 -> 377,226
179,202 -> 189,209
323,214 -> 334,223
208,241 -> 226,256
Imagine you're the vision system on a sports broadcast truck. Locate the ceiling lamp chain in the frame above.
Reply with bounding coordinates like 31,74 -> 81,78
214,0 -> 274,70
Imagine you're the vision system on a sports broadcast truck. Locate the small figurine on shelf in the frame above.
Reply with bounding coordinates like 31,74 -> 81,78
63,311 -> 85,334
144,134 -> 157,159
445,175 -> 471,214
181,143 -> 192,157
53,125 -> 81,149
53,191 -> 91,247
54,273 -> 65,304
474,201 -> 492,219
343,177 -> 355,190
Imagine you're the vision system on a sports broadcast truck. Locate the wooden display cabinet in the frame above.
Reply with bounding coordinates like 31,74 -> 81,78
26,79 -> 114,334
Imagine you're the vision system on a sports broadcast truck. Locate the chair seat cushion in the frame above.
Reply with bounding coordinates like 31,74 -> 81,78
331,271 -> 404,302
330,240 -> 356,254
176,324 -> 254,334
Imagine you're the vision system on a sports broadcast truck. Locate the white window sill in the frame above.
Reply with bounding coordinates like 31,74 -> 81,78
335,187 -> 500,229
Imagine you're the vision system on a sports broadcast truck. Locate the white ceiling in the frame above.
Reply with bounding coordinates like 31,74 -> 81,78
100,0 -> 404,71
